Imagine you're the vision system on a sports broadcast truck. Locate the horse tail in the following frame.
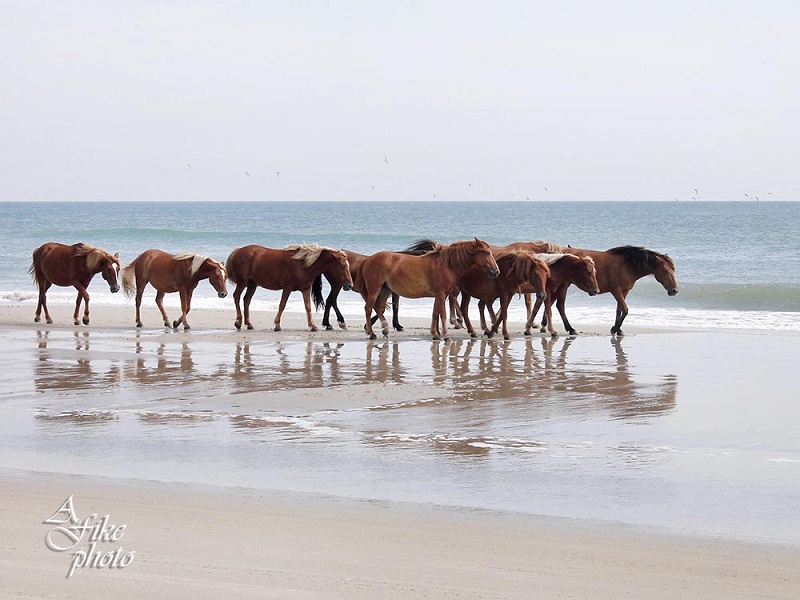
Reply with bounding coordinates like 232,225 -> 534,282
312,274 -> 325,311
121,259 -> 137,298
400,238 -> 439,255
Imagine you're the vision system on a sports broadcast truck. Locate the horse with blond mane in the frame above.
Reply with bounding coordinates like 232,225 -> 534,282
121,249 -> 228,329
226,244 -> 353,332
30,242 -> 121,325
359,238 -> 500,340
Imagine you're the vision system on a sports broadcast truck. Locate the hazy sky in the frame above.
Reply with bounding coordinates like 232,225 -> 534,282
3,1 -> 798,201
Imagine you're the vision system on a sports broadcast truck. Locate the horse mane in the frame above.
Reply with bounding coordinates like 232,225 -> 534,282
73,243 -> 116,271
439,239 -> 487,270
607,245 -> 673,273
174,253 -> 210,276
496,250 -> 550,283
285,243 -> 341,267
532,252 -> 568,265
401,239 -> 441,255
532,239 -> 569,253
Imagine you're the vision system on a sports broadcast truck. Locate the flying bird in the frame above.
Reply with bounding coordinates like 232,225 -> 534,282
276,171 -> 280,177
244,171 -> 250,176
384,156 -> 389,164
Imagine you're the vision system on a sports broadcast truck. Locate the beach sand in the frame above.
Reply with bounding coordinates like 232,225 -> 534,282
2,302 -> 799,599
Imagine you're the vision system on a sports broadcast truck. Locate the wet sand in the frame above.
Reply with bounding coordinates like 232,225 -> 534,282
2,303 -> 800,598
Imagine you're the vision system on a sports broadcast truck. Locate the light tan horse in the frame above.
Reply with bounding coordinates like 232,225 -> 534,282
122,250 -> 228,329
30,242 -> 120,325
359,238 -> 500,340
226,244 -> 353,332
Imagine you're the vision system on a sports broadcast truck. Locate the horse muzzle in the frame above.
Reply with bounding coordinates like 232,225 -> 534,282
536,292 -> 546,301
343,283 -> 352,292
668,288 -> 678,296
589,289 -> 598,296
218,291 -> 228,298
488,268 -> 500,279
110,285 -> 120,294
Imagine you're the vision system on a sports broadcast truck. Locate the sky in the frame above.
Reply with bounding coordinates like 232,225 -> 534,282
2,1 -> 799,202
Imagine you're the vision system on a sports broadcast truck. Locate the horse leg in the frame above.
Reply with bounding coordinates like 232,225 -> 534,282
544,296 -> 558,337
36,280 -> 53,324
555,285 -> 577,335
135,282 -> 147,327
610,290 -> 629,336
525,295 -> 544,335
459,293 -> 477,338
363,289 -> 381,340
273,289 -> 292,332
391,292 -> 404,332
242,282 -> 258,330
322,285 -> 344,330
375,288 -> 391,336
484,301 -> 498,336
448,293 -> 463,329
301,288 -> 318,332
523,292 -> 532,325
73,284 -> 90,325
432,294 -> 449,341
154,290 -> 170,327
232,282 -> 246,329
175,289 -> 193,330
491,295 -> 511,340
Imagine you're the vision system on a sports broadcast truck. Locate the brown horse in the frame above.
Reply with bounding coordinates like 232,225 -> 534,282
531,244 -> 678,335
121,250 -> 228,330
29,242 -> 121,325
226,244 -> 353,332
458,251 -> 550,340
522,253 -> 599,336
359,238 -> 500,340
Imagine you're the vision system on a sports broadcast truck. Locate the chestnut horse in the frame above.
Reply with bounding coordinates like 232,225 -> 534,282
29,242 -> 121,325
530,244 -> 678,335
458,251 -> 550,340
359,238 -> 500,340
226,244 -> 353,332
521,253 -> 599,336
121,250 -> 228,330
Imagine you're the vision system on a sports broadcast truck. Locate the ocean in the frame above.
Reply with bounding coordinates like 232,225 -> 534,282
2,200 -> 800,331
2,201 -> 799,546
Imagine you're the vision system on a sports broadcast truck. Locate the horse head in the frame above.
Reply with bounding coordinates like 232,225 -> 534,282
473,238 -> 500,279
654,254 -> 678,296
334,250 -> 354,291
100,252 -> 121,294
521,254 -> 549,300
574,256 -> 599,296
208,259 -> 229,298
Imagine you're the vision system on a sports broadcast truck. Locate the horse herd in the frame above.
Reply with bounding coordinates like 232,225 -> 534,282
28,239 -> 678,340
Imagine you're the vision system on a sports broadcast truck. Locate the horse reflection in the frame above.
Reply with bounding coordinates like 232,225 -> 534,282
33,330 -> 121,393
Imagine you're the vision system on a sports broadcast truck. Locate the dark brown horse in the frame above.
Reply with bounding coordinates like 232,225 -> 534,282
29,242 -> 121,325
359,238 -> 500,340
121,250 -> 228,330
458,251 -> 550,340
531,244 -> 678,335
226,244 -> 353,332
522,253 -> 599,336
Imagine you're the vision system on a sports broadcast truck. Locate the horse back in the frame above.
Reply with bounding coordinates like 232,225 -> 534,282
31,242 -> 89,287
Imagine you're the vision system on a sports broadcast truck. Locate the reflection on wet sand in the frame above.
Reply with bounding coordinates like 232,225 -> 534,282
30,330 -> 677,435
35,409 -> 117,426
34,330 -> 121,392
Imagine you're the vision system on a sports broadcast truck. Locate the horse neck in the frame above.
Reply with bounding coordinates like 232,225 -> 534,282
440,244 -> 479,276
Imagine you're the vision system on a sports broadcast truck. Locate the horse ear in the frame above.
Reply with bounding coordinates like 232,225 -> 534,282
114,252 -> 119,258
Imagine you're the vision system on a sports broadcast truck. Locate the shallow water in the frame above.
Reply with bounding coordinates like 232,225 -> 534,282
2,327 -> 799,544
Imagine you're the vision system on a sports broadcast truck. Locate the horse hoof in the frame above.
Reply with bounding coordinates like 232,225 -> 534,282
184,325 -> 191,331
539,327 -> 547,333
551,332 -> 559,338
452,322 -> 463,330
486,331 -> 495,339
34,316 -> 40,323
395,326 -> 404,332
504,334 -> 510,341
325,325 -> 333,331
432,335 -> 441,341
382,330 -> 389,338
247,324 -> 254,330
136,322 -> 143,328
173,320 -> 180,329
523,329 -> 531,336
234,321 -> 242,330
470,332 -> 477,338
74,320 -> 80,326
310,326 -> 318,332
568,329 -> 577,336
82,317 -> 90,325
338,322 -> 348,331
47,319 -> 53,325
274,325 -> 281,332
164,321 -> 171,328
369,333 -> 377,340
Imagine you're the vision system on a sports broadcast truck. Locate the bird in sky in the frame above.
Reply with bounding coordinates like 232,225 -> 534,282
384,156 -> 389,164
244,171 -> 250,176
276,171 -> 280,177
186,163 -> 192,168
